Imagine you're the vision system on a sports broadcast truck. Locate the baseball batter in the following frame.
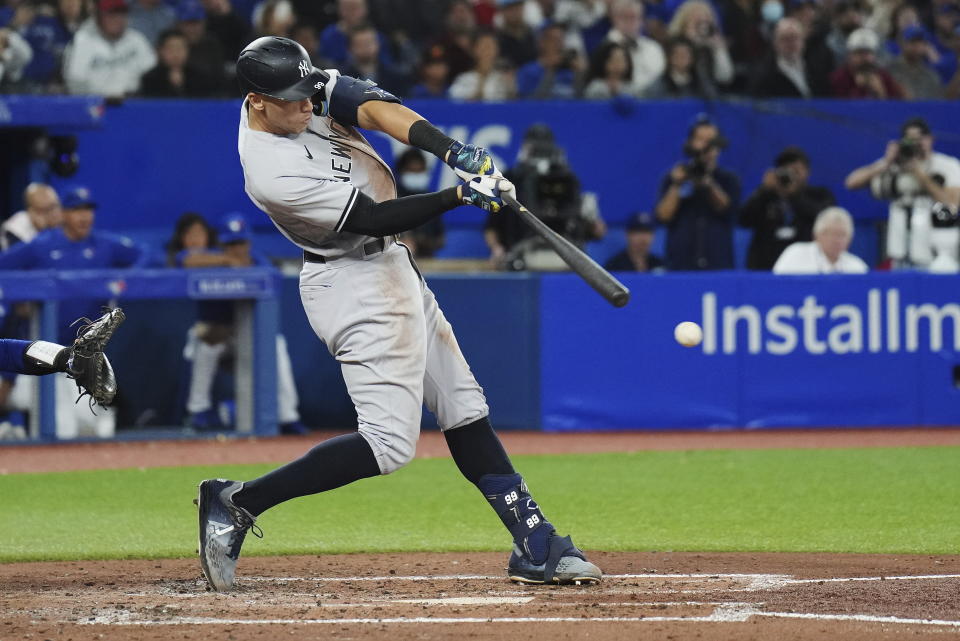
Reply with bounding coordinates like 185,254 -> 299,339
196,36 -> 601,591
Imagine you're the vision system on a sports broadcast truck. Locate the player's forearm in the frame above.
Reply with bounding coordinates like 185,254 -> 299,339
341,188 -> 462,236
356,101 -> 424,143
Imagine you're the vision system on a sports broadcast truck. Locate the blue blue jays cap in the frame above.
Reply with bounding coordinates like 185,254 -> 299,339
626,211 -> 656,232
219,212 -> 252,244
62,186 -> 96,210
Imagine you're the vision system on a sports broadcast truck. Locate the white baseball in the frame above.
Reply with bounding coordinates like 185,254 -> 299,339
674,321 -> 703,347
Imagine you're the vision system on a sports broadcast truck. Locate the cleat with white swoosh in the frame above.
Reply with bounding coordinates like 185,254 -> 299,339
196,479 -> 261,591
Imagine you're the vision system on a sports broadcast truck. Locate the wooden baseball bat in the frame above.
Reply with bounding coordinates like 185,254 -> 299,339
502,193 -> 630,308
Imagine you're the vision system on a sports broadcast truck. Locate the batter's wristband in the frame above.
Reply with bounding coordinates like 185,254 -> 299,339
409,120 -> 456,162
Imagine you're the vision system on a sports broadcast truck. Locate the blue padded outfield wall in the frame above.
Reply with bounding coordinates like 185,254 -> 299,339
99,270 -> 960,432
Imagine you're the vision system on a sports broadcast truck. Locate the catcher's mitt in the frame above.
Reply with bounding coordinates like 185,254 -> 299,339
67,307 -> 125,408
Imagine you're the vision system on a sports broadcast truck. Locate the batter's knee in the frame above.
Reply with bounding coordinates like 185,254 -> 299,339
358,424 -> 419,474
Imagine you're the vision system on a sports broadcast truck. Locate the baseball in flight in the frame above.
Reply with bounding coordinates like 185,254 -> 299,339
674,321 -> 703,347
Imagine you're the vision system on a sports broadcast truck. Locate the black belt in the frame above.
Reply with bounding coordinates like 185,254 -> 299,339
303,238 -> 387,264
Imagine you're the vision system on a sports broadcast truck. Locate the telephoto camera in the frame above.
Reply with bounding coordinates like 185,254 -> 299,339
896,137 -> 921,163
775,167 -> 794,188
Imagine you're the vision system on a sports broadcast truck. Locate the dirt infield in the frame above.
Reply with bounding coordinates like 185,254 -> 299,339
1,552 -> 958,640
1,428 -> 958,640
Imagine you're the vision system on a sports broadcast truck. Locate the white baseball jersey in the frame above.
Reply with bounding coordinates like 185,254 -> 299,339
238,70 -> 397,258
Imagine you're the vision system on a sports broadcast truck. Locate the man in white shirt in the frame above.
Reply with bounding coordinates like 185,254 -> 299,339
773,206 -> 869,274
602,0 -> 665,94
0,183 -> 62,251
63,0 -> 156,98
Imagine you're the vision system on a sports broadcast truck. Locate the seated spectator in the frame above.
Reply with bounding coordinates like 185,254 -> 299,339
583,41 -> 640,98
129,0 -> 175,45
341,24 -> 410,96
601,0 -> 665,95
667,0 -> 734,89
394,149 -> 445,258
321,0 -> 383,65
561,0 -> 612,53
291,22 -> 322,64
883,2 -> 922,56
176,0 -> 227,84
825,0 -> 867,62
170,212 -> 306,435
516,22 -> 585,98
141,28 -> 215,96
407,43 -> 451,97
720,0 -> 768,89
63,0 -> 156,98
830,27 -> 904,98
1,1 -> 71,90
604,212 -> 665,272
740,146 -> 836,270
786,0 -> 835,81
750,17 -> 830,98
56,0 -> 89,36
773,206 -> 868,273
655,116 -> 741,270
428,0 -> 478,80
930,1 -> 959,86
1,183 -> 62,251
449,30 -> 515,101
252,0 -> 295,37
0,25 -> 33,90
645,36 -> 716,98
0,186 -> 148,439
496,0 -> 537,68
888,25 -> 944,98
200,0 -> 251,64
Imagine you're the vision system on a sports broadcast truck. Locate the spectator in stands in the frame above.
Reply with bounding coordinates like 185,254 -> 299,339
169,211 -> 306,435
583,41 -> 640,98
516,21 -> 585,98
645,36 -> 716,98
449,30 -> 516,101
739,146 -> 836,270
394,149 -> 446,258
773,206 -> 868,273
140,28 -> 214,97
844,117 -> 960,270
884,2 -> 922,55
720,0 -> 768,90
0,1 -> 69,90
786,0 -> 836,79
562,0 -> 612,53
0,24 -> 33,89
1,183 -> 62,251
604,212 -> 664,272
341,24 -> 410,96
825,0 -> 867,61
290,22 -> 321,63
320,0 -> 378,65
888,25 -> 944,98
497,0 -> 537,68
750,17 -> 830,98
176,0 -> 226,84
430,0 -> 478,80
601,0 -> 664,95
667,0 -> 734,89
655,116 -> 740,270
830,27 -> 904,97
201,0 -> 251,63
56,0 -> 89,36
129,0 -> 175,45
931,1 -> 960,87
10,195 -> 41,246
408,43 -> 451,98
0,186 -> 148,439
63,0 -> 155,98
252,0 -> 295,37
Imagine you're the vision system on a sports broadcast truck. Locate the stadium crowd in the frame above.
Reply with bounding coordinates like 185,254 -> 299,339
1,0 -> 959,99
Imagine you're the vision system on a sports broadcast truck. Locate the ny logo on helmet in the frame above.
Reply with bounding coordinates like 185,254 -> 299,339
298,60 -> 309,78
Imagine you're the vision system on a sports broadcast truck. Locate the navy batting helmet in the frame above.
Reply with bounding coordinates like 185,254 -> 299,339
236,36 -> 329,101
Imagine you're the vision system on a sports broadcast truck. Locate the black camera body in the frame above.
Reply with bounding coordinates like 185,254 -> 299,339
896,137 -> 921,164
685,157 -> 709,180
775,167 -> 793,188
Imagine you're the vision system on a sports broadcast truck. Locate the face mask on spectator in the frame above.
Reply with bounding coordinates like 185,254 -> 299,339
762,0 -> 784,23
400,171 -> 431,192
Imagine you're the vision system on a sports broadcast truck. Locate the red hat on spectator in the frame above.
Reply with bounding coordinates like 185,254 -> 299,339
97,0 -> 129,12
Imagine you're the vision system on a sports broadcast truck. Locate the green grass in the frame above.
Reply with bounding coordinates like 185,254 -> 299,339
1,447 -> 958,562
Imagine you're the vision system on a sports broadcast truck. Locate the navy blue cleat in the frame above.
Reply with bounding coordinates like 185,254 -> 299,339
196,479 -> 261,591
507,533 -> 602,585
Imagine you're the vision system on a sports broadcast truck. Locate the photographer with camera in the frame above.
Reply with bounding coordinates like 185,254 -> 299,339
654,115 -> 740,270
845,117 -> 960,270
484,123 -> 606,270
739,146 -> 836,270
